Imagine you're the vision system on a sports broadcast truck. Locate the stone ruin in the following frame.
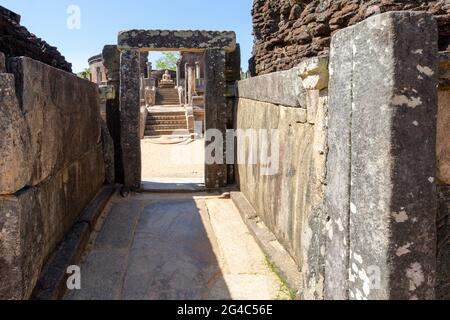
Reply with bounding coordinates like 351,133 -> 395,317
251,0 -> 450,75
0,3 -> 449,300
0,5 -> 72,72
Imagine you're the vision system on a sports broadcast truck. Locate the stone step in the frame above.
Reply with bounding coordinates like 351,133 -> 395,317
147,113 -> 186,118
145,129 -> 190,136
146,124 -> 187,131
147,120 -> 186,125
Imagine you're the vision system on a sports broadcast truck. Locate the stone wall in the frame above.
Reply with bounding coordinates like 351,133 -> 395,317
0,6 -> 72,72
236,57 -> 329,299
237,12 -> 446,299
251,0 -> 450,75
0,54 -> 104,299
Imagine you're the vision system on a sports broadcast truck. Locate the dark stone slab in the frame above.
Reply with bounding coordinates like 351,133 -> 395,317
119,50 -> 141,190
101,121 -> 115,184
7,57 -> 102,187
204,49 -> 228,189
324,22 -> 354,301
0,72 -> 32,194
225,43 -> 241,82
93,201 -> 141,250
103,45 -> 124,184
121,200 -> 222,299
118,30 -> 236,51
0,188 -> 42,300
0,51 -> 5,72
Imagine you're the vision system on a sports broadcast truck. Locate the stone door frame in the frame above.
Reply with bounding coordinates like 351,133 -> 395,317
117,30 -> 237,190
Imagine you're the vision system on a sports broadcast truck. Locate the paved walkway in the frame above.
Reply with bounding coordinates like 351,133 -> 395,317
65,192 -> 289,300
141,137 -> 205,191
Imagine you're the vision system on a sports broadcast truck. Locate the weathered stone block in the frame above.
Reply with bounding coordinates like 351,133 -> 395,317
0,188 -> 42,299
118,30 -> 236,51
327,12 -> 439,300
119,50 -> 141,190
0,51 -> 5,72
8,57 -> 101,187
225,44 -> 241,82
205,49 -> 227,189
324,25 -> 354,300
236,98 -> 328,298
237,67 -> 306,108
0,73 -> 32,194
0,144 -> 104,299
298,56 -> 329,90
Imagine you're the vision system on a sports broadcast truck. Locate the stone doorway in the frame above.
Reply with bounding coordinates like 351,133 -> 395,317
117,30 -> 239,190
139,50 -> 206,191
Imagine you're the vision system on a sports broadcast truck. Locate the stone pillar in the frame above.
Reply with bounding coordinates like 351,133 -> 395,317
102,45 -> 123,184
119,50 -> 141,190
225,44 -> 241,185
176,61 -> 181,87
187,65 -> 196,105
298,56 -> 329,300
184,63 -> 189,104
326,12 -> 439,300
204,48 -> 227,189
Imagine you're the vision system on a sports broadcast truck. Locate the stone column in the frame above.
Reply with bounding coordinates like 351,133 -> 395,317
103,45 -> 123,184
176,61 -> 181,87
119,50 -> 141,190
225,44 -> 241,185
204,48 -> 227,189
184,63 -> 189,104
298,56 -> 329,300
187,65 -> 196,105
326,12 -> 439,300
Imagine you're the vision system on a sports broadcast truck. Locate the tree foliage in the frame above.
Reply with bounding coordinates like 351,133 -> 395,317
77,68 -> 91,80
155,52 -> 180,71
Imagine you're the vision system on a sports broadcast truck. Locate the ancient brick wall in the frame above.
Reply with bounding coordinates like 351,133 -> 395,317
0,5 -> 72,72
251,0 -> 450,75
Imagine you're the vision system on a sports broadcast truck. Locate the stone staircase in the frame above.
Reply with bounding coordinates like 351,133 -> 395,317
155,88 -> 180,106
145,110 -> 188,136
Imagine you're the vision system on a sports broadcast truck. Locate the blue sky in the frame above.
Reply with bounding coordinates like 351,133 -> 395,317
0,0 -> 254,73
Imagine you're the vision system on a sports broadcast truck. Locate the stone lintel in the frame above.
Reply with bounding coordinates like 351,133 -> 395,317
118,30 -> 236,52
237,67 -> 307,108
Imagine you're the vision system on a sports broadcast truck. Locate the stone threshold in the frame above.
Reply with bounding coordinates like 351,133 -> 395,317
30,184 -> 118,300
230,191 -> 302,298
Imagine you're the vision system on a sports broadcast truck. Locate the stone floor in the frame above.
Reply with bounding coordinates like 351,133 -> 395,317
64,192 -> 289,300
141,137 -> 205,191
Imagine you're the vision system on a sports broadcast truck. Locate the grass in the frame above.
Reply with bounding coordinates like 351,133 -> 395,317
265,256 -> 298,300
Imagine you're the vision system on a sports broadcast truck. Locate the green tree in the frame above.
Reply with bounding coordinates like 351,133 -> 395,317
155,52 -> 180,71
77,68 -> 91,80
